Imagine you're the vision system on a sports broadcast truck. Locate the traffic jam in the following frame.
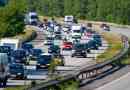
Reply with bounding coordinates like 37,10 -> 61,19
0,11 -> 109,87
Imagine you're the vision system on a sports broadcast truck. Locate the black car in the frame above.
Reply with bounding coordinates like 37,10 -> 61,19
71,44 -> 87,58
100,23 -> 110,31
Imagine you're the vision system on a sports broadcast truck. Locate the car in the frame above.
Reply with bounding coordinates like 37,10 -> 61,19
100,23 -> 110,31
44,36 -> 54,45
44,40 -> 54,45
87,40 -> 98,50
11,49 -> 26,63
62,41 -> 73,50
22,43 -> 33,51
48,45 -> 60,56
22,43 -> 33,55
9,63 -> 25,79
93,34 -> 102,46
71,44 -> 87,58
37,53 -> 52,69
30,49 -> 42,57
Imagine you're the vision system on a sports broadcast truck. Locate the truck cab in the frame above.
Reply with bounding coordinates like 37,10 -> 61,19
0,38 -> 22,50
0,53 -> 9,87
64,16 -> 74,27
25,11 -> 38,25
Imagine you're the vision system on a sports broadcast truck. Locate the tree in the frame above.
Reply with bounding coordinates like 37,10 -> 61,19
0,0 -> 28,37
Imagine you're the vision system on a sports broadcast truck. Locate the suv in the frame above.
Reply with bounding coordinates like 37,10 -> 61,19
71,44 -> 87,58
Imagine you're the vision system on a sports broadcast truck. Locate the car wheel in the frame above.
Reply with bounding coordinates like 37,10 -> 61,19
87,49 -> 91,53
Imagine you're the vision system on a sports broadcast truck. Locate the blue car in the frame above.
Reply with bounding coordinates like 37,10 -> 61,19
37,53 -> 52,69
30,49 -> 42,57
11,49 -> 26,63
22,43 -> 34,56
9,63 -> 25,79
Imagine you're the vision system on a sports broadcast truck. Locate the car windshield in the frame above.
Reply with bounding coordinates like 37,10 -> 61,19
10,64 -> 23,69
38,55 -> 52,62
73,30 -> 80,33
64,42 -> 72,45
55,31 -> 61,34
46,37 -> 54,40
13,50 -> 26,58
31,15 -> 38,19
73,44 -> 85,50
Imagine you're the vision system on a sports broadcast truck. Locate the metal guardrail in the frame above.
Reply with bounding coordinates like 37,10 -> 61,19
27,35 -> 129,90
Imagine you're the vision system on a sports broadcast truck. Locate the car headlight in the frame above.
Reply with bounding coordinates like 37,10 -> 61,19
17,73 -> 22,75
72,50 -> 75,53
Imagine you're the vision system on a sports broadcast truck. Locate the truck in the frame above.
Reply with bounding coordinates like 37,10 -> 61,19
64,16 -> 74,27
70,25 -> 82,42
0,53 -> 9,87
24,11 -> 38,25
0,38 -> 22,50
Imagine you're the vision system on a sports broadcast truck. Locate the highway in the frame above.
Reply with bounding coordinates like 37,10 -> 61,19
95,72 -> 130,90
80,25 -> 130,90
93,26 -> 130,90
0,24 -> 130,90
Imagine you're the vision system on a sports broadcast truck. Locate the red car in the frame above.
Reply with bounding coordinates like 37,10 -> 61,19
62,42 -> 73,50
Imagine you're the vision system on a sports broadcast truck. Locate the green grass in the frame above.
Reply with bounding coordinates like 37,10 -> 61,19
96,32 -> 122,63
4,86 -> 25,90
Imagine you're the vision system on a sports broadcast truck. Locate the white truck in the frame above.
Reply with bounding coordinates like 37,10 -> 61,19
0,53 -> 9,86
24,11 -> 38,25
0,38 -> 22,50
64,15 -> 74,27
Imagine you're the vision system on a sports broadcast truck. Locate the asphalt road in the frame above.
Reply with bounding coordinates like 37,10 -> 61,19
80,26 -> 130,90
93,26 -> 130,90
95,72 -> 130,90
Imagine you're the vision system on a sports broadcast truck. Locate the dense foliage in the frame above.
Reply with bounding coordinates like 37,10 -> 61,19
0,0 -> 28,37
29,0 -> 130,25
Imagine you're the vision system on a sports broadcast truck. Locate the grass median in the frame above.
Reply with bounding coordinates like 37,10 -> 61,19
4,86 -> 25,90
96,32 -> 122,63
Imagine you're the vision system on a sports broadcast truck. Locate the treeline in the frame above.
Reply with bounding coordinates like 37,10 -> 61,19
0,0 -> 27,37
29,0 -> 130,25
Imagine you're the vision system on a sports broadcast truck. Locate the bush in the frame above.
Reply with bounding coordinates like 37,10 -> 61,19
13,27 -> 37,43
